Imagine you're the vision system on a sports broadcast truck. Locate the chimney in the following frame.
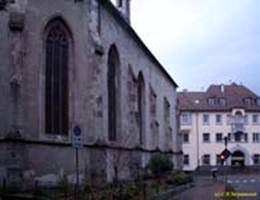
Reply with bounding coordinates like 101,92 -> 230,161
115,0 -> 131,24
221,84 -> 225,94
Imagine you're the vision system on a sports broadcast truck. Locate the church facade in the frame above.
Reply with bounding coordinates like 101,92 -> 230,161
0,0 -> 181,187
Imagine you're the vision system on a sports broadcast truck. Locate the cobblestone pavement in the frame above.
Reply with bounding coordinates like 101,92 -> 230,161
172,176 -> 225,200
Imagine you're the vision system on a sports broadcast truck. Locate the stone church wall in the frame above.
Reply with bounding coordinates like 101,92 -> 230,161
0,0 -> 180,188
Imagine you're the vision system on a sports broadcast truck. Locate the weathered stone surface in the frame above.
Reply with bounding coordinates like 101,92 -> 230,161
0,0 -> 181,188
8,11 -> 25,31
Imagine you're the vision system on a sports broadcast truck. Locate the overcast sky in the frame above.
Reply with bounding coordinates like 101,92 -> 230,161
126,0 -> 260,94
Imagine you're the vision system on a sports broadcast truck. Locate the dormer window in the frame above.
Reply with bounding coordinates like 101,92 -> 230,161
244,97 -> 252,105
208,98 -> 215,106
219,98 -> 226,106
256,98 -> 260,107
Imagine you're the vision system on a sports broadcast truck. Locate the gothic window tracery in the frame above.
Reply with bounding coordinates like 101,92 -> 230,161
45,19 -> 70,135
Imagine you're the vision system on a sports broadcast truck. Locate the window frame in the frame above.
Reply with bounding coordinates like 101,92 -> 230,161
208,98 -> 215,106
216,154 -> 222,166
203,133 -> 210,143
137,72 -> 145,145
219,97 -> 226,106
256,99 -> 260,107
234,132 -> 242,142
202,154 -> 211,166
244,133 -> 248,142
44,19 -> 71,136
227,133 -> 232,142
107,45 -> 120,142
183,132 -> 189,143
244,114 -> 249,125
244,97 -> 252,105
216,114 -> 222,125
181,112 -> 191,125
203,113 -> 209,125
253,114 -> 259,124
253,154 -> 260,165
215,133 -> 223,143
183,154 -> 190,165
253,133 -> 260,143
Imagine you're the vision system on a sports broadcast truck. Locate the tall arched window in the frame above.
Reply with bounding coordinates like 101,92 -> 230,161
137,72 -> 145,145
107,45 -> 120,141
45,19 -> 70,135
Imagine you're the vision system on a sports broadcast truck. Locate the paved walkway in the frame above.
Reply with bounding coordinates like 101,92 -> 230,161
172,176 -> 225,200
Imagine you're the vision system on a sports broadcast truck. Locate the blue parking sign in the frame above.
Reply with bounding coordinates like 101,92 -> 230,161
72,125 -> 83,148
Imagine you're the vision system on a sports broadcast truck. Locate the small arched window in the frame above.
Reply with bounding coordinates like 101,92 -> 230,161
107,45 -> 120,141
45,19 -> 70,135
137,72 -> 145,145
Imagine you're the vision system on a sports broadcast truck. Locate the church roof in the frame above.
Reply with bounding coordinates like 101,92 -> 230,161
177,83 -> 260,112
99,0 -> 178,88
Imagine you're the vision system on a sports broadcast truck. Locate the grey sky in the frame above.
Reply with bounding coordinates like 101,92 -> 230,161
129,0 -> 260,94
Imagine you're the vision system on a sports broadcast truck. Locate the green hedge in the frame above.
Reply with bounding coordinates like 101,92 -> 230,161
147,155 -> 173,176
166,172 -> 193,186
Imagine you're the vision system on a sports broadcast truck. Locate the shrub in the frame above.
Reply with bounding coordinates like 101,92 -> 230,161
57,174 -> 71,195
167,172 -> 193,186
147,154 -> 173,176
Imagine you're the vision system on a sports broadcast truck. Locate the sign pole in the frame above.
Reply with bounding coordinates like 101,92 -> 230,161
75,148 -> 79,200
224,137 -> 228,190
72,125 -> 83,200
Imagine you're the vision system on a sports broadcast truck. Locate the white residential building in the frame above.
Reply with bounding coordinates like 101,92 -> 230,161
178,83 -> 260,171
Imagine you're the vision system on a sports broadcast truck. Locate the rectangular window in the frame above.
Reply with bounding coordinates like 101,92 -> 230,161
216,154 -> 222,166
253,133 -> 260,143
202,154 -> 210,165
226,114 -> 232,125
203,133 -> 210,143
208,98 -> 215,106
257,99 -> 260,107
181,112 -> 191,125
183,154 -> 189,165
244,115 -> 248,125
234,133 -> 241,142
253,154 -> 260,165
203,113 -> 209,125
219,98 -> 226,106
216,133 -> 223,143
243,133 -> 248,142
227,133 -> 232,142
253,114 -> 259,124
216,114 -> 222,125
244,97 -> 252,105
183,133 -> 189,143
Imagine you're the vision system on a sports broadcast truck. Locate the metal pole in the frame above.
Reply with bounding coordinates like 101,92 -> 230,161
75,148 -> 79,200
224,159 -> 227,190
224,137 -> 228,189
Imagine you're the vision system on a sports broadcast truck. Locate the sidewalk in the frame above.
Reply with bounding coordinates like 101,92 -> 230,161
172,176 -> 225,200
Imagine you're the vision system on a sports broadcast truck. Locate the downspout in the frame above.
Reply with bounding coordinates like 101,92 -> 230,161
196,112 -> 200,169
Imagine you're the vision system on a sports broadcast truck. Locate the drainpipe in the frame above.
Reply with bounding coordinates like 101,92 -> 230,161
196,112 -> 200,169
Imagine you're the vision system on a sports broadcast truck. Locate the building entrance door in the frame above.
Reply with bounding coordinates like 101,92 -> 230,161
231,151 -> 245,167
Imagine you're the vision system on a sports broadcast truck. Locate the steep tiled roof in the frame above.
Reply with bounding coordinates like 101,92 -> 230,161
177,83 -> 260,112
